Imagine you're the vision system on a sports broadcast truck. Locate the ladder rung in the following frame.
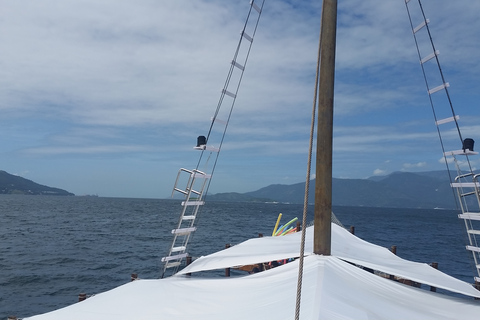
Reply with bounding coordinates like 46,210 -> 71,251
179,168 -> 194,174
420,50 -> 439,64
451,182 -> 480,188
466,245 -> 480,253
182,215 -> 196,220
165,262 -> 181,268
461,191 -> 477,197
172,227 -> 197,235
231,60 -> 245,71
468,229 -> 480,235
250,0 -> 261,13
173,188 -> 202,196
173,188 -> 188,195
191,170 -> 206,176
436,115 -> 459,125
413,19 -> 429,33
459,213 -> 480,221
191,173 -> 211,179
222,89 -> 237,98
241,31 -> 253,42
182,201 -> 205,206
171,246 -> 186,253
428,82 -> 449,94
445,149 -> 479,156
456,173 -> 475,179
161,253 -> 188,262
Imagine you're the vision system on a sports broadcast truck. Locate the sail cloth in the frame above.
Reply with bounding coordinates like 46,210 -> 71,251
26,255 -> 480,320
178,224 -> 480,299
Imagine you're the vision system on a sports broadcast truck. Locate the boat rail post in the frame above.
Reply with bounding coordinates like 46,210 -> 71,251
390,245 -> 397,255
430,262 -> 438,292
389,246 -> 397,280
349,226 -> 355,234
475,281 -> 480,298
186,256 -> 193,277
225,244 -> 231,277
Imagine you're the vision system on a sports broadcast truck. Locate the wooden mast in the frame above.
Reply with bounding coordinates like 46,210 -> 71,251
314,0 -> 337,255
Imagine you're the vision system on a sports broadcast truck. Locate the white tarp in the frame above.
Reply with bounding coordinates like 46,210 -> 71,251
178,224 -> 480,299
26,255 -> 480,320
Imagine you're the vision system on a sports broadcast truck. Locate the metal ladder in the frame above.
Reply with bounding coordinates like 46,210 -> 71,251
405,0 -> 480,283
160,169 -> 209,273
160,0 -> 265,278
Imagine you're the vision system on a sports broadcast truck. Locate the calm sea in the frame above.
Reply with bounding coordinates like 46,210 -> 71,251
0,195 -> 476,318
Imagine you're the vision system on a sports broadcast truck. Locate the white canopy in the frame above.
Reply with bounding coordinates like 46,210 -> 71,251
179,224 -> 480,299
26,255 -> 480,320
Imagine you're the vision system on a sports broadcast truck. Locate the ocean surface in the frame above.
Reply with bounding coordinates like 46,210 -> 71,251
0,195 -> 477,318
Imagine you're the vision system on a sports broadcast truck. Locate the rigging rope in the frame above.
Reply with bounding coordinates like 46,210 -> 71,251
162,0 -> 266,277
404,0 -> 480,280
196,0 -> 265,198
294,8 -> 324,320
404,0 -> 475,210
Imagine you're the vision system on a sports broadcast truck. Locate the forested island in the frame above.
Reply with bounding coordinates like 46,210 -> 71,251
0,170 -> 74,196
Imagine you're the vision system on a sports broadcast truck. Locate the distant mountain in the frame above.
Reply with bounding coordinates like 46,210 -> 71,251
205,192 -> 272,203
207,171 -> 463,209
0,170 -> 74,196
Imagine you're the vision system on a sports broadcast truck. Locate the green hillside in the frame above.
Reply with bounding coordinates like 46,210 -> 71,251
0,170 -> 74,196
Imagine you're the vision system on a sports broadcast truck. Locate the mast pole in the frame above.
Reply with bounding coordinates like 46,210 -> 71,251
314,0 -> 337,255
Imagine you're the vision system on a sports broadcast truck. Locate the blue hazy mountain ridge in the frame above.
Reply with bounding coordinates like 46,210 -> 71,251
0,168 -> 462,208
207,171 -> 462,209
0,170 -> 74,196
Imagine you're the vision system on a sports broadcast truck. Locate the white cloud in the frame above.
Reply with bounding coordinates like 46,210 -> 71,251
373,169 -> 386,176
23,144 -> 149,155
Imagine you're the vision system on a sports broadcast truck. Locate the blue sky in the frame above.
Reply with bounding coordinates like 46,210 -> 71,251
1,0 -> 479,198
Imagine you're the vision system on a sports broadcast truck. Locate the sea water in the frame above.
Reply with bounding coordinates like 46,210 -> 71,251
0,195 -> 475,318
